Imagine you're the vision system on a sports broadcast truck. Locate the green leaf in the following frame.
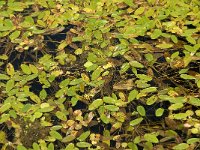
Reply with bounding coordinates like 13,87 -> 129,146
128,89 -> 138,102
76,142 -> 91,148
188,97 -> 200,106
0,73 -> 10,80
129,61 -> 144,68
0,103 -> 11,113
6,79 -> 15,92
17,145 -> 27,150
39,89 -> 47,100
134,7 -> 145,15
49,130 -> 62,140
156,43 -> 173,49
144,133 -> 159,143
91,67 -> 103,80
104,105 -> 119,112
172,143 -> 189,150
180,74 -> 196,80
187,138 -> 200,144
77,131 -> 90,142
171,35 -> 178,43
151,29 -> 162,39
29,64 -> 38,74
146,95 -> 158,105
169,103 -> 184,111
186,36 -> 196,44
89,99 -> 103,110
136,106 -> 146,116
103,96 -> 116,104
9,30 -> 20,40
130,117 -> 143,126
120,63 -> 130,74
140,87 -> 157,93
6,63 -> 15,76
21,64 -> 31,75
155,108 -> 164,117
62,135 -> 76,143
56,111 -> 67,121
30,93 -> 41,104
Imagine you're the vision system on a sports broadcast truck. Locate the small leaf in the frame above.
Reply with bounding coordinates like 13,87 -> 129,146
77,131 -> 90,142
169,103 -> 184,111
172,143 -> 189,150
76,142 -> 91,148
136,106 -> 146,116
17,145 -> 27,150
171,35 -> 178,43
56,111 -> 67,121
6,79 -> 15,92
129,61 -> 144,68
155,108 -> 164,117
151,29 -> 162,39
6,63 -> 15,76
146,95 -> 158,105
144,133 -> 159,143
21,64 -> 31,75
130,117 -> 143,126
104,105 -> 119,111
9,30 -> 20,40
103,96 -> 117,104
0,74 -> 10,80
128,89 -> 138,102
180,74 -> 196,80
89,99 -> 103,110
0,103 -> 11,113
134,7 -> 145,15
49,130 -> 62,140
140,87 -> 157,93
156,43 -> 173,49
29,64 -> 38,74
91,67 -> 103,80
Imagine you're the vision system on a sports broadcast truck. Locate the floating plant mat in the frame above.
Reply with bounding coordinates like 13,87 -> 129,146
0,0 -> 200,150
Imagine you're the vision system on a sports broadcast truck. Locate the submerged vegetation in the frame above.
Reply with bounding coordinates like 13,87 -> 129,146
0,0 -> 200,149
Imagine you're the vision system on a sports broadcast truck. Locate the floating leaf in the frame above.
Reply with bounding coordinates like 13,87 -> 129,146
21,64 -> 31,75
128,89 -> 138,102
17,145 -> 27,150
151,29 -> 162,39
169,103 -> 184,111
89,99 -> 103,110
137,106 -> 146,116
49,130 -> 62,140
104,105 -> 119,112
144,133 -> 159,143
188,97 -> 200,106
130,117 -> 143,126
91,67 -> 103,80
9,30 -> 20,41
129,61 -> 144,68
6,63 -> 15,76
155,108 -> 164,117
140,87 -> 157,93
172,143 -> 189,150
77,131 -> 90,142
56,111 -> 67,121
171,35 -> 178,43
103,96 -> 116,104
6,79 -> 15,92
134,7 -> 145,15
76,142 -> 91,148
146,95 -> 158,105
0,73 -> 10,80
29,64 -> 38,74
180,74 -> 196,80
156,43 -> 173,49
0,103 -> 11,113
